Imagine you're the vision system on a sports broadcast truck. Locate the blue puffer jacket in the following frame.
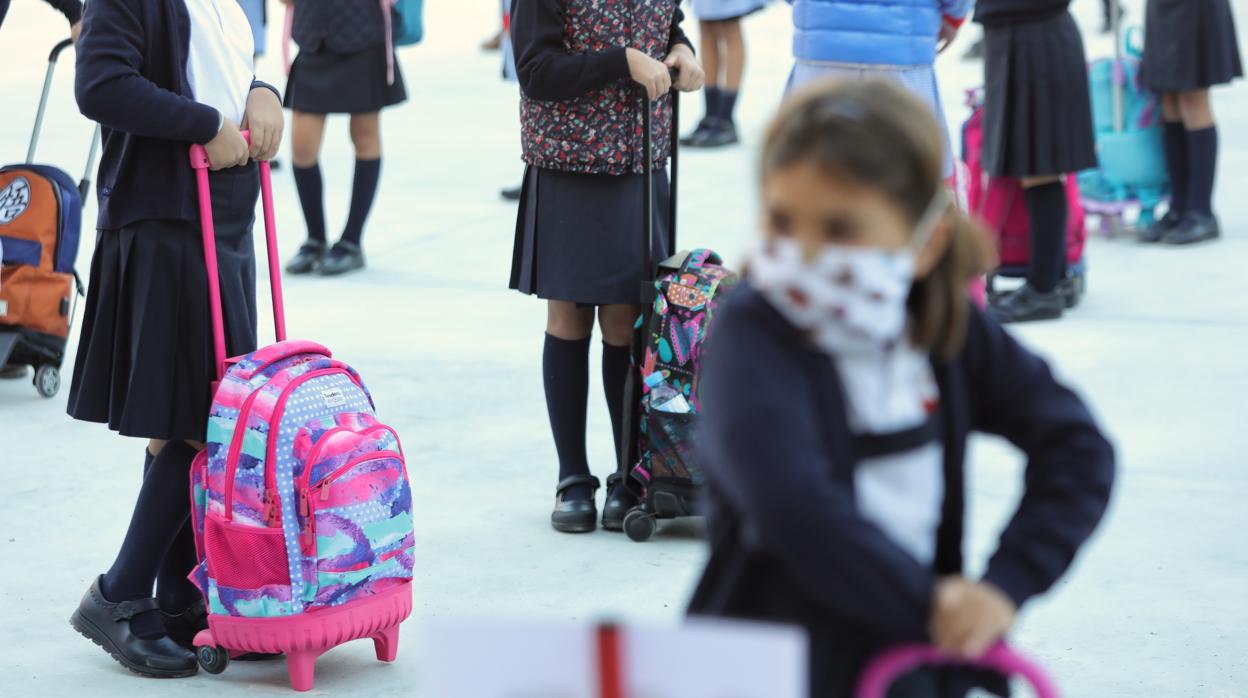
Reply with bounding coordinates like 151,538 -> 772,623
789,0 -> 973,67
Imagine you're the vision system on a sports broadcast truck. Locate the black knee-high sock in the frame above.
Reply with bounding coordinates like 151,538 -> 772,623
1185,125 -> 1218,217
141,448 -> 201,612
703,86 -> 721,121
340,158 -> 381,248
1162,121 -> 1189,215
717,89 -> 739,125
543,334 -> 592,500
601,343 -> 631,475
103,441 -> 197,638
1024,182 -> 1067,294
293,164 -> 327,244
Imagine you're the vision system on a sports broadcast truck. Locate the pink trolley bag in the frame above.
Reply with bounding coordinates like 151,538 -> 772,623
857,643 -> 1059,698
615,83 -> 740,542
961,92 -> 1088,309
185,137 -> 415,691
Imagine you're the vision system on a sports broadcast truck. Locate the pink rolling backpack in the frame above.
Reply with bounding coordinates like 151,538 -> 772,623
185,136 -> 414,691
857,643 -> 1059,698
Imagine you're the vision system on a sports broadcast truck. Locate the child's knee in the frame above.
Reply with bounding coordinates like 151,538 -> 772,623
547,302 -> 595,339
349,115 -> 383,157
1177,89 -> 1213,126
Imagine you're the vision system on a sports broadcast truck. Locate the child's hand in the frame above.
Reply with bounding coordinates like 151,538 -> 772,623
204,118 -> 250,171
70,20 -> 82,45
627,48 -> 672,101
242,88 -> 284,161
930,577 -> 1016,658
664,44 -> 705,93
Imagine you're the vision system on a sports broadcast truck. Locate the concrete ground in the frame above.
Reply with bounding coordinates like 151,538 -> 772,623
1,1 -> 1245,695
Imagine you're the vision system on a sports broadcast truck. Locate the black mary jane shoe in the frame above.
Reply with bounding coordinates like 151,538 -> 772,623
160,598 -> 207,650
318,241 -> 367,276
1163,212 -> 1221,246
679,119 -> 715,147
686,119 -> 739,149
162,599 -> 281,661
500,185 -> 523,202
601,474 -> 640,532
285,241 -> 326,275
989,284 -> 1065,324
70,576 -> 197,678
552,475 -> 600,534
1139,209 -> 1182,243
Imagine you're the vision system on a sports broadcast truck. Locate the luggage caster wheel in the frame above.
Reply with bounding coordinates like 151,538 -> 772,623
34,365 -> 59,398
623,509 -> 656,542
198,645 -> 230,675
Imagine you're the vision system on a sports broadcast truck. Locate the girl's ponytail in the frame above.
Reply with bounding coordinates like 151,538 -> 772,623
908,205 -> 994,360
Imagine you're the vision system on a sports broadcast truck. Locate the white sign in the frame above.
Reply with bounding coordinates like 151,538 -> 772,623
421,617 -> 808,698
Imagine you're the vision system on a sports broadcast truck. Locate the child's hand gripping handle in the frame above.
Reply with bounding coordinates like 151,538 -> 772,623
189,132 -> 287,385
855,643 -> 1058,698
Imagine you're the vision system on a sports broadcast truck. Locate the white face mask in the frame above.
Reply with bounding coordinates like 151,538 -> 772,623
750,193 -> 947,356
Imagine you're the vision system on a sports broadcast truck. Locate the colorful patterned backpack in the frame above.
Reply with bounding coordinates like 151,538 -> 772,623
186,144 -> 412,692
630,250 -> 738,496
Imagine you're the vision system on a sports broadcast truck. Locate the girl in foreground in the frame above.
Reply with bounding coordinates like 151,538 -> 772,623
688,80 -> 1116,697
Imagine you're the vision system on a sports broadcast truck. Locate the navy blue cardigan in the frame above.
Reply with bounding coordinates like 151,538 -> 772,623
687,284 -> 1115,697
74,0 -> 280,230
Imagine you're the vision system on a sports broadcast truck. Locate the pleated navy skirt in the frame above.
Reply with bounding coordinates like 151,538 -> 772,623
981,11 -> 1098,178
283,43 -> 407,114
67,166 -> 260,442
509,165 -> 671,306
1140,0 -> 1244,92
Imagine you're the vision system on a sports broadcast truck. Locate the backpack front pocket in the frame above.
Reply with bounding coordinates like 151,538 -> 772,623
299,451 -> 414,607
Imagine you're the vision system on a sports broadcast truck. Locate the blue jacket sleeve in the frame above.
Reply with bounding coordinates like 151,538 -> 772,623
74,0 -> 221,144
699,301 -> 936,641
965,311 -> 1116,610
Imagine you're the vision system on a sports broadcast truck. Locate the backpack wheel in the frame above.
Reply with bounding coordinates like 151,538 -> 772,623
623,508 -> 657,542
33,365 -> 59,398
198,645 -> 230,675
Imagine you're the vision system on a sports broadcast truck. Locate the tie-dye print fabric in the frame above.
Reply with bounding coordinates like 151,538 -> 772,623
190,340 -> 414,618
632,249 -> 738,488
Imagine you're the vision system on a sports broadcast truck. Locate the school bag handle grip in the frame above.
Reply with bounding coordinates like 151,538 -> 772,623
855,642 -> 1059,698
189,131 -> 287,384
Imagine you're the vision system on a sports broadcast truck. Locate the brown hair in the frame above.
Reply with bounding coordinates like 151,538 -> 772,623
760,79 -> 991,359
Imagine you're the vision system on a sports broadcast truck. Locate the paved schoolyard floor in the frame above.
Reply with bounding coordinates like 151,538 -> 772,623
1,1 -> 1245,695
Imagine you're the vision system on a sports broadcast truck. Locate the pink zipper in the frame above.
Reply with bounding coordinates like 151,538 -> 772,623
300,449 -> 404,548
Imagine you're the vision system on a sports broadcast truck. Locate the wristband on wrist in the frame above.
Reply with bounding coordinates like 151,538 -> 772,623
942,14 -> 966,29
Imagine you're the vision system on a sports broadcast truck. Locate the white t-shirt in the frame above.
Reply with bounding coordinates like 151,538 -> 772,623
185,0 -> 256,128
835,344 -> 944,566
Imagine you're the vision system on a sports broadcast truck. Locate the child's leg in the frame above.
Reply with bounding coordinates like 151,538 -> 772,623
1162,92 -> 1189,214
340,112 -> 383,248
290,111 -> 329,246
139,442 -> 200,616
1020,175 -> 1067,295
718,19 -> 746,125
545,301 -> 596,502
699,21 -> 722,122
1177,88 -> 1218,217
597,304 -> 636,465
99,440 -> 200,638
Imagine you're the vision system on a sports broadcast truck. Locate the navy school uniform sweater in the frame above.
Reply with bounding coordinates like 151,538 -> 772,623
974,0 -> 1070,25
74,0 -> 280,231
687,284 -> 1115,697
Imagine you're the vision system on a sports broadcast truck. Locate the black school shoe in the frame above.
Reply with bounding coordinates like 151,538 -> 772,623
989,284 -> 1065,324
70,576 -> 197,678
601,475 -> 640,531
552,475 -> 599,534
285,241 -> 326,275
318,241 -> 366,276
1163,212 -> 1221,246
685,119 -> 739,149
679,119 -> 716,147
159,598 -> 207,650
1139,210 -> 1182,243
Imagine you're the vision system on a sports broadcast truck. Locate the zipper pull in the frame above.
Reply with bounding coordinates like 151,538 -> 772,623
298,489 -> 308,517
319,485 -> 330,502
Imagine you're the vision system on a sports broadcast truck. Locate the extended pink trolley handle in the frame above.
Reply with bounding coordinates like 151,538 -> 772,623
856,643 -> 1058,698
188,132 -> 286,383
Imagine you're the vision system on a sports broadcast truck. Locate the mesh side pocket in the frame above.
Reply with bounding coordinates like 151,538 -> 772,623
645,411 -> 700,484
204,514 -> 290,590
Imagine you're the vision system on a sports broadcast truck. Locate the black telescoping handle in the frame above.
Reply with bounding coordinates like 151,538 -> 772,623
28,38 -> 102,200
640,70 -> 681,291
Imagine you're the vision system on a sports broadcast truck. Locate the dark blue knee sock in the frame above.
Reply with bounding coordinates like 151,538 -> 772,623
543,334 -> 592,501
1185,125 -> 1218,217
1024,182 -> 1067,294
142,447 -> 200,615
340,158 -> 381,248
292,164 -> 327,245
1162,121 -> 1188,215
601,342 -> 631,469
